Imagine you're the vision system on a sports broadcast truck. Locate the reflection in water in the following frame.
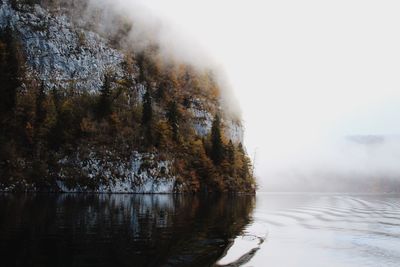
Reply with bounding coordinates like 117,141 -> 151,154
2,193 -> 397,267
0,194 -> 254,267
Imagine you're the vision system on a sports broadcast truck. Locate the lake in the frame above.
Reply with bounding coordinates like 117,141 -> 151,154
0,193 -> 399,266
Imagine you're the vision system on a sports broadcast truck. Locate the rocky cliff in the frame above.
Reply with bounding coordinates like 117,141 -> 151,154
0,0 -> 254,193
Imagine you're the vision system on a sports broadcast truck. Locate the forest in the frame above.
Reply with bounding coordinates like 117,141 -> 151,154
0,22 -> 255,193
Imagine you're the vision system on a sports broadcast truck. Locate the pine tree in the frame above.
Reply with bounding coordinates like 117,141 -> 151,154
35,82 -> 47,128
167,101 -> 180,142
142,88 -> 152,125
237,142 -> 252,179
141,88 -> 153,146
227,140 -> 235,164
210,114 -> 224,165
32,81 -> 47,157
155,79 -> 170,102
96,74 -> 112,119
136,52 -> 146,84
0,26 -> 20,116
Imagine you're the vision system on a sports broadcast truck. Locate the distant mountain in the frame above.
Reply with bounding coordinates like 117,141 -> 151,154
346,135 -> 386,145
0,0 -> 255,193
262,135 -> 400,193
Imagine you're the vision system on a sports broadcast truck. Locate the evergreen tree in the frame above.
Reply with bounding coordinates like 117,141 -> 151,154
33,81 -> 47,157
155,85 -> 165,101
237,142 -> 252,179
136,52 -> 146,84
237,142 -> 245,154
35,81 -> 47,128
96,74 -> 112,119
227,140 -> 235,164
0,26 -> 20,116
141,88 -> 153,146
167,101 -> 180,142
210,114 -> 224,165
142,88 -> 152,125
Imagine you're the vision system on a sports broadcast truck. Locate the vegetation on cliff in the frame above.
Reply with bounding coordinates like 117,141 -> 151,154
0,1 -> 255,193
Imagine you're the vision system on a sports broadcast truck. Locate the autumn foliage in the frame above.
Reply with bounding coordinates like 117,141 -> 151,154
0,26 -> 255,193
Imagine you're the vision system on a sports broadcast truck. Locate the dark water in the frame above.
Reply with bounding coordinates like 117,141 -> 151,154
0,194 -> 254,267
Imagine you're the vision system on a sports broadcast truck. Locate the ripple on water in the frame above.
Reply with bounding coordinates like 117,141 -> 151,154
216,193 -> 400,267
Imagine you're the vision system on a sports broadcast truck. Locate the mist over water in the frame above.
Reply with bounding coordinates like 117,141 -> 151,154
78,0 -> 400,191
259,136 -> 400,192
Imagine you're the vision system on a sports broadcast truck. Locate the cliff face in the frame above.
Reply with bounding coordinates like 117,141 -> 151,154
0,2 -> 125,92
0,0 -> 254,193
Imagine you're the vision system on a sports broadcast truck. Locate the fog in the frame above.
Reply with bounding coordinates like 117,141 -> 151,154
82,0 -> 242,119
261,136 -> 400,192
85,0 -> 400,192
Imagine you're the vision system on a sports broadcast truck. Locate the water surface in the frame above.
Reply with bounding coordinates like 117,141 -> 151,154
0,194 -> 254,267
1,193 -> 399,267
219,193 -> 400,267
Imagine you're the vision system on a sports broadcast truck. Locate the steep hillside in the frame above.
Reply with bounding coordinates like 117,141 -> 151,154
0,0 -> 255,193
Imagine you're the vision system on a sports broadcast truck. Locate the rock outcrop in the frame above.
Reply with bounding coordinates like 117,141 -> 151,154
0,0 -> 254,193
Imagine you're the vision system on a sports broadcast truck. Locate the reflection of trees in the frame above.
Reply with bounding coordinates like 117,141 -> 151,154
0,194 -> 254,267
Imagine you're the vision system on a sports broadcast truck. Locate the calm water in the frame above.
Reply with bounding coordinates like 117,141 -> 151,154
0,193 -> 399,267
0,194 -> 254,267
219,193 -> 400,267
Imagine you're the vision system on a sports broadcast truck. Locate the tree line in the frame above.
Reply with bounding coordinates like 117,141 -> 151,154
0,26 -> 255,193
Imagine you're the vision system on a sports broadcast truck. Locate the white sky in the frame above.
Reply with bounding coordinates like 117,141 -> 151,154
118,0 -> 400,184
